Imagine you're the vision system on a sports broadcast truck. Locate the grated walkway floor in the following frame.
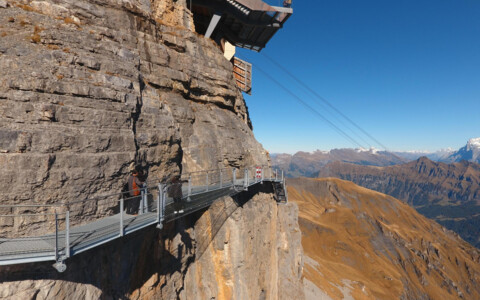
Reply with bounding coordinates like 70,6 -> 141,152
0,179 -> 280,266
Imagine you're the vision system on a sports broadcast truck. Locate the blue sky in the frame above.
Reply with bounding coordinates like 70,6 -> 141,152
236,0 -> 480,154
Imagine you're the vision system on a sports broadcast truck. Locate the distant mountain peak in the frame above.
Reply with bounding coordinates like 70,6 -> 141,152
442,137 -> 480,164
355,147 -> 379,154
467,137 -> 480,150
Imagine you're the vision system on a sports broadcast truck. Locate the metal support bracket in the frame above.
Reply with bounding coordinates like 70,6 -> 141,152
205,13 -> 222,38
53,260 -> 67,273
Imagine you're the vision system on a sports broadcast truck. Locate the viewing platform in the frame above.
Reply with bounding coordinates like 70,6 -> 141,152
0,166 -> 287,272
191,0 -> 293,51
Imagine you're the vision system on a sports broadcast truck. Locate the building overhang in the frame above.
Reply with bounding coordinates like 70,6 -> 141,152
192,0 -> 293,52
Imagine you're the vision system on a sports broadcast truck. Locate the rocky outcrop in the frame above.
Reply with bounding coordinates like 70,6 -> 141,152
0,0 -> 268,235
288,177 -> 480,300
181,192 -> 303,300
0,186 -> 304,300
317,157 -> 480,248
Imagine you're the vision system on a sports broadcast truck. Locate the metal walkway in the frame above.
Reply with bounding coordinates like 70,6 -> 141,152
0,166 -> 287,272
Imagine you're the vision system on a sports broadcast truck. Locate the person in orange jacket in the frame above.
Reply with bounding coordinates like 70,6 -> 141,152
126,167 -> 144,214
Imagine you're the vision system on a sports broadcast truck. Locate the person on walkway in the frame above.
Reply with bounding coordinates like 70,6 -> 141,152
168,175 -> 185,214
126,167 -> 144,214
283,0 -> 292,8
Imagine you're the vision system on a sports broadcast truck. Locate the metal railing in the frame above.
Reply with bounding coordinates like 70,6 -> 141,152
0,165 -> 285,271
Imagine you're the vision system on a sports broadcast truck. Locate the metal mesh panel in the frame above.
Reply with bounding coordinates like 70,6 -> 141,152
0,166 -> 283,267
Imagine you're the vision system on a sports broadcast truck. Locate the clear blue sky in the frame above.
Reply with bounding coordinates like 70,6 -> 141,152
236,0 -> 480,154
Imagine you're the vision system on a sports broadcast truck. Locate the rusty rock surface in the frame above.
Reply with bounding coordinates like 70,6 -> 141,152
1,188 -> 304,300
0,1 -> 302,299
0,0 -> 268,234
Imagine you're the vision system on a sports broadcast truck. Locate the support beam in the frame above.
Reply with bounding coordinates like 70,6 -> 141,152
205,13 -> 222,38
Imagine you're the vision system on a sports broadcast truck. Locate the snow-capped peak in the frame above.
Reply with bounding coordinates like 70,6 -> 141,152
355,147 -> 379,154
467,137 -> 480,150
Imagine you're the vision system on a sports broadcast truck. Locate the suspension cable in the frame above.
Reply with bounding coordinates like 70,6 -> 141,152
253,64 -> 367,149
260,52 -> 389,151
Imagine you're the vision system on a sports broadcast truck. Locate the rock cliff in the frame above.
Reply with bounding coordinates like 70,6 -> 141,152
0,0 -> 267,232
0,0 -> 304,299
1,187 -> 304,299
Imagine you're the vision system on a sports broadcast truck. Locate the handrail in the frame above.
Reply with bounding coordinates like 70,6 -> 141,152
0,165 -> 275,209
0,165 -> 287,272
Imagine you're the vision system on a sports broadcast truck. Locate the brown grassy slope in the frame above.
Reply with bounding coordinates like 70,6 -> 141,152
316,157 -> 480,248
288,178 -> 480,300
316,157 -> 480,207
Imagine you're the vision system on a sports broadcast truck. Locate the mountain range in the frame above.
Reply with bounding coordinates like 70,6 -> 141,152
271,148 -> 407,177
289,177 -> 480,299
442,137 -> 480,164
316,157 -> 480,248
272,137 -> 480,177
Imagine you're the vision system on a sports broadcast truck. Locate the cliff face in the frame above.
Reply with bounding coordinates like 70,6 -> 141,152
317,157 -> 480,248
0,1 -> 304,298
288,178 -> 480,300
0,0 -> 268,234
0,188 -> 304,300
181,193 -> 303,300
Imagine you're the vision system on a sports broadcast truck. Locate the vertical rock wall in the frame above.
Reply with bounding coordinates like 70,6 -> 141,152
0,188 -> 304,300
0,0 -> 268,233
0,1 -> 304,299
180,192 -> 304,300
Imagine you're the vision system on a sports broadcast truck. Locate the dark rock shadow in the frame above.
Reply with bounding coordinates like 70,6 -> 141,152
0,182 -> 275,298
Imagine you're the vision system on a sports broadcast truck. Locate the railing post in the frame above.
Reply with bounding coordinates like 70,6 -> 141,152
282,170 -> 284,182
119,198 -> 124,236
188,175 -> 192,201
156,185 -> 160,224
220,169 -> 223,188
161,185 -> 166,222
206,172 -> 209,192
65,210 -> 70,258
283,177 -> 288,203
261,166 -> 264,182
139,187 -> 145,215
144,186 -> 149,213
54,211 -> 59,262
52,210 -> 67,272
157,183 -> 164,229
244,168 -> 248,190
275,169 -> 278,181
233,168 -> 237,187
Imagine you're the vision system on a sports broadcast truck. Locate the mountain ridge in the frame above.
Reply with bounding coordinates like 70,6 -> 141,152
316,157 -> 480,248
271,148 -> 407,177
272,137 -> 480,177
442,137 -> 480,164
289,177 -> 480,300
